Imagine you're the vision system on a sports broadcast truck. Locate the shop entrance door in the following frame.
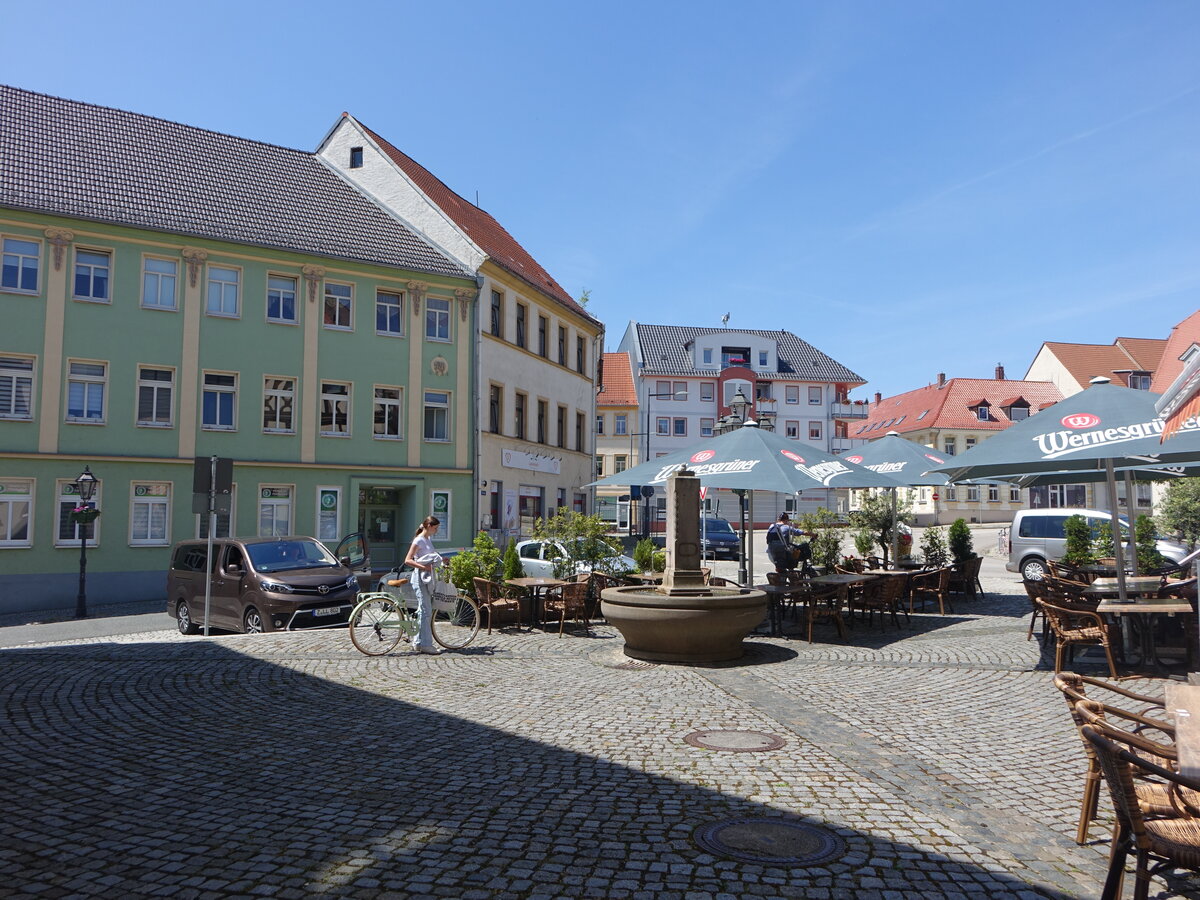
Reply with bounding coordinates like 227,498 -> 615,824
358,486 -> 406,570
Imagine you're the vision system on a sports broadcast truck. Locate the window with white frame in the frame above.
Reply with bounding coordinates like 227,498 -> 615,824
988,485 -> 999,502
785,385 -> 799,404
673,418 -> 686,436
942,439 -> 956,456
614,455 -> 627,473
656,416 -> 670,435
596,414 -> 605,435
785,420 -> 799,439
700,417 -> 714,436
258,486 -> 292,536
136,366 -> 173,427
57,479 -> 100,546
1010,486 -> 1022,502
376,290 -> 403,336
0,478 -> 33,546
808,387 -> 822,405
197,484 -> 234,539
965,437 -> 977,450
0,356 -> 34,420
2,237 -> 39,293
202,372 -> 237,430
320,382 -> 351,436
324,282 -> 353,329
426,296 -> 450,340
966,485 -> 980,502
73,249 -> 110,302
945,486 -> 956,501
976,405 -> 989,421
700,382 -> 714,402
594,455 -> 604,477
267,275 -> 297,324
66,360 -> 106,423
702,348 -> 713,365
130,482 -> 170,545
374,386 -> 403,439
206,266 -> 240,316
263,377 -> 295,433
808,421 -> 822,441
1129,374 -> 1151,390
141,257 -> 177,310
615,414 -> 627,435
424,390 -> 450,441
759,351 -> 768,367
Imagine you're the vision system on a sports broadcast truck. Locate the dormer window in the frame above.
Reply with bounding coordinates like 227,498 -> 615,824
976,405 -> 990,421
1129,373 -> 1151,390
349,147 -> 363,169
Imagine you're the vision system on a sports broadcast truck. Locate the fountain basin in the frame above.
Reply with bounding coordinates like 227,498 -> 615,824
600,585 -> 768,663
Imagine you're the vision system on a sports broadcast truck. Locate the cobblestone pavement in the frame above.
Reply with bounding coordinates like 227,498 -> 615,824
4,566 -> 1200,899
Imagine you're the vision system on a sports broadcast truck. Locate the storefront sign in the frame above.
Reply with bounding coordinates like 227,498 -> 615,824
501,449 -> 561,474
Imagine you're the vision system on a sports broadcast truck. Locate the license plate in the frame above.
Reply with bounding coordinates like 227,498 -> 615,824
313,606 -> 342,617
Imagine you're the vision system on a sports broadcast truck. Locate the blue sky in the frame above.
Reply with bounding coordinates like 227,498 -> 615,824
4,0 -> 1198,397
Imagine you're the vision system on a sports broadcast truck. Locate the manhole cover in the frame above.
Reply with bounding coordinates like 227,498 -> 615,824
693,818 -> 845,866
683,729 -> 785,752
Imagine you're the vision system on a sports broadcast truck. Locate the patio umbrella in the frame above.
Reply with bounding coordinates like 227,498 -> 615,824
590,421 -> 905,585
927,379 -> 1200,599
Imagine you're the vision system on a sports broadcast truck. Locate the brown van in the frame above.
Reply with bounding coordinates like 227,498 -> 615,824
167,534 -> 368,634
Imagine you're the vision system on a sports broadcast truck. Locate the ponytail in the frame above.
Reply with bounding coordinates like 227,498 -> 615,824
414,515 -> 440,537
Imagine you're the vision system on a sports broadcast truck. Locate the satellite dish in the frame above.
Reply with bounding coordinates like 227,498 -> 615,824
721,312 -> 730,327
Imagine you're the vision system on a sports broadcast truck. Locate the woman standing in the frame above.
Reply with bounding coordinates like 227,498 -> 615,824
404,515 -> 443,655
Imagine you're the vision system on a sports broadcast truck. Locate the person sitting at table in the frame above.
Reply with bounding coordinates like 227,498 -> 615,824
766,513 -> 798,574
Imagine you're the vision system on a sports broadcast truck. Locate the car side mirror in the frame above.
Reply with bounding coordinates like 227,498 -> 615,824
340,556 -> 352,568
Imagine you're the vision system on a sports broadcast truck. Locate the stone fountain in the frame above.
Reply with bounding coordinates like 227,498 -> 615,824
601,468 -> 768,663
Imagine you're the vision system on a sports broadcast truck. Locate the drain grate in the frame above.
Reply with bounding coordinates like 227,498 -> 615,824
684,729 -> 785,752
612,659 -> 660,670
693,818 -> 846,866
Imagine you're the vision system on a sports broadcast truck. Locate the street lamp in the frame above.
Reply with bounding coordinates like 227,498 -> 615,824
73,465 -> 98,619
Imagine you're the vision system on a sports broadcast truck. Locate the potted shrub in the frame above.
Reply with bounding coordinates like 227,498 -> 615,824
948,518 -> 975,564
920,526 -> 950,569
1062,514 -> 1096,566
1135,515 -> 1165,572
449,531 -> 502,598
633,538 -> 657,574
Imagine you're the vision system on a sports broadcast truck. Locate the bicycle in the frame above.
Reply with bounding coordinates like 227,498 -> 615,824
348,568 -> 480,656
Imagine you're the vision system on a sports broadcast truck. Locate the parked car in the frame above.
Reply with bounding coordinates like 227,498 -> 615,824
1005,508 -> 1187,581
701,517 -> 740,559
167,533 -> 368,634
515,539 -> 636,579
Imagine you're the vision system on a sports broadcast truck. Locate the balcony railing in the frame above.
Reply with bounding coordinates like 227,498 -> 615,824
832,402 -> 869,420
831,437 -> 866,453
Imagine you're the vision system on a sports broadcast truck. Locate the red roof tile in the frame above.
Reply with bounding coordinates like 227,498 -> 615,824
1151,310 -> 1200,393
358,121 -> 598,325
1039,338 -> 1166,390
599,352 -> 637,406
855,377 -> 1063,437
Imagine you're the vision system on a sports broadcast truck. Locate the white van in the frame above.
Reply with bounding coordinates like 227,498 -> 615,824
1005,508 -> 1187,581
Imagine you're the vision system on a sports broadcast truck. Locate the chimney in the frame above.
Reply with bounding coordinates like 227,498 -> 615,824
936,373 -> 946,388
874,391 -> 882,405
995,363 -> 1005,380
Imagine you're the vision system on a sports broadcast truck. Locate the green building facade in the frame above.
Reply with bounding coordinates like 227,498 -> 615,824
0,87 -> 479,613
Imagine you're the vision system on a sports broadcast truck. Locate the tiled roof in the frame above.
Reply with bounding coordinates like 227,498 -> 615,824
358,122 -> 599,326
1151,310 -> 1200,393
599,352 -> 637,406
1040,338 -> 1167,389
0,85 -> 466,278
633,324 -> 865,384
855,377 -> 1063,437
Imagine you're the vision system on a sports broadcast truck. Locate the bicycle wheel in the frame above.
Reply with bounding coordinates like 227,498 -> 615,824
430,594 -> 480,649
349,594 -> 407,656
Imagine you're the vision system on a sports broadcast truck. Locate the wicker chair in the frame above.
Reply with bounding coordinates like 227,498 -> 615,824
948,556 -> 985,601
795,583 -> 846,642
1053,674 -> 1174,845
586,571 -> 618,620
1038,598 -> 1120,678
850,574 -> 907,628
837,558 -> 865,574
1078,702 -> 1200,900
472,577 -> 524,634
909,566 -> 953,615
1048,559 -> 1093,584
544,580 -> 590,637
1023,578 -> 1052,641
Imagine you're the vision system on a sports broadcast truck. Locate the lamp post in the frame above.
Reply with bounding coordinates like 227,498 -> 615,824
720,390 -> 752,584
73,465 -> 98,619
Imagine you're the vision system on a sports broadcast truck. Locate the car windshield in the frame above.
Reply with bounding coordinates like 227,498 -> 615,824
703,519 -> 736,535
248,540 -> 340,573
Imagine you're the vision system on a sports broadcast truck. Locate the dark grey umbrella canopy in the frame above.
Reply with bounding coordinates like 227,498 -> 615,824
928,381 -> 1200,482
590,422 -> 905,493
842,432 -> 954,486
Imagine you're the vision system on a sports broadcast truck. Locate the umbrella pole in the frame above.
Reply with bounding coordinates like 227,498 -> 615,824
737,490 -> 748,586
747,490 -> 755,587
1104,460 -> 1129,603
890,488 -> 898,568
1123,471 -> 1139,576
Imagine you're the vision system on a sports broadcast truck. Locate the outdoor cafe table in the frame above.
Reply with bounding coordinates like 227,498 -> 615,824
1165,684 -> 1200,779
753,583 -> 806,637
808,572 -> 877,610
1096,596 -> 1194,676
504,577 -> 567,629
1084,576 -> 1165,599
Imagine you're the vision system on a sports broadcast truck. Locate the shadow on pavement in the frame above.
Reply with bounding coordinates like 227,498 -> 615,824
0,638 -> 1095,898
